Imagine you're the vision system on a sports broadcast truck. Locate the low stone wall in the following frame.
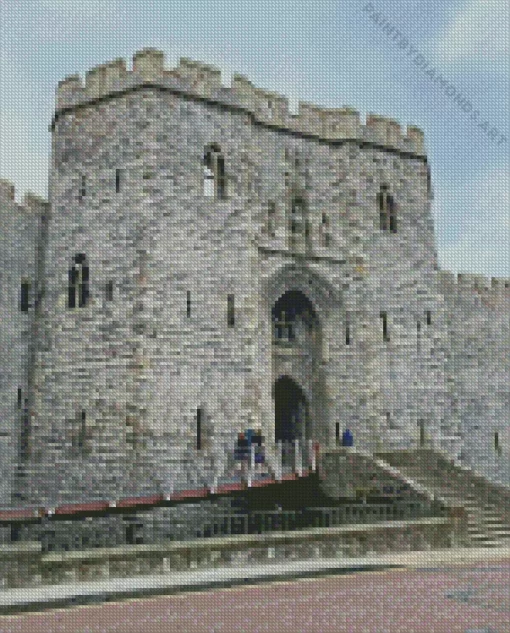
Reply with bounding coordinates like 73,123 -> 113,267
319,448 -> 434,502
433,452 -> 510,523
0,517 -> 462,590
0,543 -> 42,589
381,449 -> 510,523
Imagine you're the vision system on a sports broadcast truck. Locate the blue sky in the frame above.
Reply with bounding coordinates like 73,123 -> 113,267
1,0 -> 508,276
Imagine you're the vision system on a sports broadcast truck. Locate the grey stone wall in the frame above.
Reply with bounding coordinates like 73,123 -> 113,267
439,272 -> 510,486
0,49 -> 508,507
0,181 -> 47,506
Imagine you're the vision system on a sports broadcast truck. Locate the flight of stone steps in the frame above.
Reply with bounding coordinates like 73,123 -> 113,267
377,450 -> 510,548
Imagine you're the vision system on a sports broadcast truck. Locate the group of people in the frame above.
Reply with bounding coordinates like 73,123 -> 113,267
234,429 -> 266,474
232,427 -> 354,477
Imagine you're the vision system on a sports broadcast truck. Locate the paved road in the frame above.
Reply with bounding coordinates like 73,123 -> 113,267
1,560 -> 509,632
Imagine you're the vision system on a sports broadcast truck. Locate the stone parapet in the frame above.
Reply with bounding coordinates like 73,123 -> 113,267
319,447 -> 437,503
0,178 -> 48,214
54,48 -> 426,155
438,270 -> 510,297
378,449 -> 510,522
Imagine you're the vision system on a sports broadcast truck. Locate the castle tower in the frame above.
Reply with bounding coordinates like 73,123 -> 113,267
12,49 -> 468,506
0,181 -> 48,507
19,51 -> 265,504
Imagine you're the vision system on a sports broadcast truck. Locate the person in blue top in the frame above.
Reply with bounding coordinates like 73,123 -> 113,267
341,428 -> 354,447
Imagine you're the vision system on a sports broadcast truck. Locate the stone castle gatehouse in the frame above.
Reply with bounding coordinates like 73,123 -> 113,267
0,49 -> 508,507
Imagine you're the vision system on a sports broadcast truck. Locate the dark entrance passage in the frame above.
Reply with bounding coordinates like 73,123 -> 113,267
274,376 -> 308,443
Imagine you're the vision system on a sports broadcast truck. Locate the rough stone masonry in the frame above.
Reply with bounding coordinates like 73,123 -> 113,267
0,48 -> 508,508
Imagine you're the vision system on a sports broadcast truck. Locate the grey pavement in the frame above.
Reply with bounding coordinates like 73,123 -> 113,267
0,546 -> 508,615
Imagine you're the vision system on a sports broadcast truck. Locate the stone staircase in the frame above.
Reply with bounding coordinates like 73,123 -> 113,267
376,449 -> 510,548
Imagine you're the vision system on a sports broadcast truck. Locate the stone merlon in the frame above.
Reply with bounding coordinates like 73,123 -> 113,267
54,48 -> 427,155
0,178 -> 48,213
437,271 -> 510,295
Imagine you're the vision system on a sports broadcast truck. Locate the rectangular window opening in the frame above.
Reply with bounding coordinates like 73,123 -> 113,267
115,169 -> 121,193
20,280 -> 31,312
426,166 -> 432,196
388,195 -> 397,233
380,311 -> 389,342
267,201 -> 276,236
216,156 -> 226,199
378,192 -> 388,231
186,291 -> 191,318
425,310 -> 432,326
494,431 -> 501,454
79,175 -> 86,200
68,269 -> 77,309
106,280 -> 114,302
17,388 -> 22,409
196,408 -> 203,450
78,265 -> 89,308
418,420 -> 426,446
345,321 -> 351,345
74,410 -> 87,454
227,294 -> 235,327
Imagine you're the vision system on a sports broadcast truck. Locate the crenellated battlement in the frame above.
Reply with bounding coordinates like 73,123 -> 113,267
0,178 -> 48,214
54,48 -> 426,155
438,270 -> 510,296
0,178 -> 16,202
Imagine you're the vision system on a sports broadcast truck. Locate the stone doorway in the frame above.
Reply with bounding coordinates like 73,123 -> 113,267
271,288 -> 323,446
273,375 -> 309,443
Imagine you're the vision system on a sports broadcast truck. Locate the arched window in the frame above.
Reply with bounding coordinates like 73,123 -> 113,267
203,144 -> 226,199
68,254 -> 89,309
377,184 -> 397,233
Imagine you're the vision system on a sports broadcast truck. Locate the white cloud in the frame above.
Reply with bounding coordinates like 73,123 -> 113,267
437,164 -> 510,277
431,0 -> 509,76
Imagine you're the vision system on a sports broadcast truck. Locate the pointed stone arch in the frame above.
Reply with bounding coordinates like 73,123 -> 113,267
264,262 -> 342,325
263,265 -> 341,447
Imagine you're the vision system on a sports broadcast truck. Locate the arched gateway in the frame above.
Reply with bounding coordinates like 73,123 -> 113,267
271,288 -> 326,448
